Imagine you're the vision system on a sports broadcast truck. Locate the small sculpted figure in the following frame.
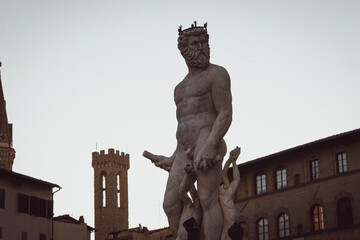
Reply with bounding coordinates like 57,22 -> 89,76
144,22 -> 232,240
219,147 -> 241,240
177,165 -> 202,240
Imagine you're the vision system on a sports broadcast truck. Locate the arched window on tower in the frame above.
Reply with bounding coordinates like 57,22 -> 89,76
117,174 -> 121,208
337,197 -> 353,227
102,174 -> 106,207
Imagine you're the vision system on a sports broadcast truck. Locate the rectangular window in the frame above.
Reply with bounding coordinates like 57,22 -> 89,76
310,160 -> 319,181
47,200 -> 53,218
18,194 -> 30,214
337,152 -> 347,173
0,189 -> 4,209
0,227 -> 2,239
39,233 -> 46,240
256,174 -> 266,194
30,196 -> 40,216
21,232 -> 28,240
276,169 -> 287,189
39,199 -> 47,217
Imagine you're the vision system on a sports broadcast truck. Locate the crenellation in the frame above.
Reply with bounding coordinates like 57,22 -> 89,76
100,150 -> 105,155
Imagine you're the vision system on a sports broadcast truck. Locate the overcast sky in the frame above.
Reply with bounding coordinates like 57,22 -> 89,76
1,0 -> 359,235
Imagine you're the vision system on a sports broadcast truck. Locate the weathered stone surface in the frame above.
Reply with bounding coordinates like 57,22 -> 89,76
144,22 -> 233,240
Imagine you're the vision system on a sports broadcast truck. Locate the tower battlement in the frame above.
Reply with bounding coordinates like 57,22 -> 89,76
92,148 -> 129,170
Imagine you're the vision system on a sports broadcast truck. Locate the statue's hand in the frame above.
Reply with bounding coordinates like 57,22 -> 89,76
143,150 -> 172,172
194,142 -> 217,172
230,146 -> 241,161
154,159 -> 171,172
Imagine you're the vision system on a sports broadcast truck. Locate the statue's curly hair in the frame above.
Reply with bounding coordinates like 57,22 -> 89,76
177,28 -> 209,53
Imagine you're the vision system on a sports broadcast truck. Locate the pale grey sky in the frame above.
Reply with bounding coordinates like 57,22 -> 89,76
1,0 -> 359,233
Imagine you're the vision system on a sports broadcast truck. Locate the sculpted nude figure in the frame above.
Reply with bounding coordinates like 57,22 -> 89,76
177,165 -> 202,240
144,22 -> 232,240
219,147 -> 241,240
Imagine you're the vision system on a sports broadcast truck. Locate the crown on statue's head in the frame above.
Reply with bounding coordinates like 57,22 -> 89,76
178,21 -> 208,35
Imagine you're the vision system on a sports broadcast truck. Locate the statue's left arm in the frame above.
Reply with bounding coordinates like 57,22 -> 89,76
196,67 -> 233,171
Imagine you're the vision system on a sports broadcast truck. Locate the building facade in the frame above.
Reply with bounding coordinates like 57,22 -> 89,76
53,214 -> 94,240
0,168 -> 60,240
234,128 -> 360,240
92,148 -> 130,240
106,226 -> 173,240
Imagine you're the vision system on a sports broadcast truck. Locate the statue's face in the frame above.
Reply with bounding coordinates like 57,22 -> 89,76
181,33 -> 210,68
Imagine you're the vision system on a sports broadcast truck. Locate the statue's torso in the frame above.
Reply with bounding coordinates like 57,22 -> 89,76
174,65 -> 217,149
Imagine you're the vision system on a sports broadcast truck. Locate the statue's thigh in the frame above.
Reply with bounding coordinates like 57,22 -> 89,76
196,161 -> 222,198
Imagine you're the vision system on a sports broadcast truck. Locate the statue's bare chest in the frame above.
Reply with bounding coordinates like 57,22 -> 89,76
174,75 -> 212,105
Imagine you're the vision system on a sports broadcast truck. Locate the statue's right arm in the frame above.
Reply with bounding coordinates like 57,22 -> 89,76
222,147 -> 241,188
142,150 -> 176,172
222,157 -> 232,189
226,160 -> 240,197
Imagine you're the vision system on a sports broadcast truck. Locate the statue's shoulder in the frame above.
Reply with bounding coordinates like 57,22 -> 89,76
174,75 -> 186,92
208,64 -> 229,75
208,64 -> 230,87
174,75 -> 188,100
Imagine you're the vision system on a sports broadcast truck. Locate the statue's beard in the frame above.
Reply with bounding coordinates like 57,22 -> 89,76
182,48 -> 210,68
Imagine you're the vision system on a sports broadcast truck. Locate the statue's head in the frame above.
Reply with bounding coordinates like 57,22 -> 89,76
178,22 -> 210,68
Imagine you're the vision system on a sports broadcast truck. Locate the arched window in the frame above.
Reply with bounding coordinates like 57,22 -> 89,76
278,213 -> 290,237
256,173 -> 266,195
337,197 -> 353,227
101,174 -> 106,207
276,168 -> 287,189
312,205 -> 324,231
117,174 -> 121,208
257,218 -> 268,240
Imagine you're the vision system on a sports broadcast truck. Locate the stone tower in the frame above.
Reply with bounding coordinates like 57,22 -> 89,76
92,148 -> 130,240
0,62 -> 15,171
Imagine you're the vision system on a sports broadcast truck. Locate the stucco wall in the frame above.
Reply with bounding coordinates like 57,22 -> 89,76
54,221 -> 91,240
0,177 -> 53,240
